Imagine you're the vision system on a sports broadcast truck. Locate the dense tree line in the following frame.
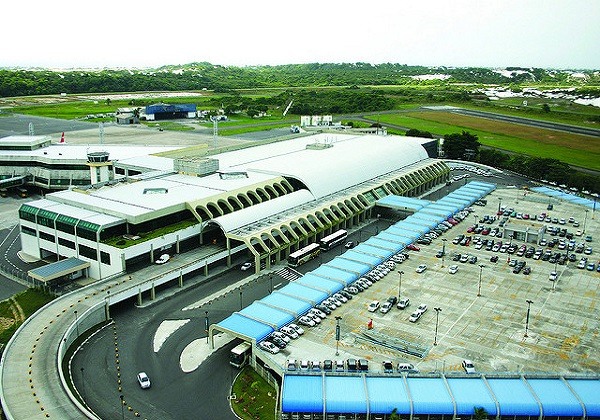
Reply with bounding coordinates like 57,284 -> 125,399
1,62 -> 596,98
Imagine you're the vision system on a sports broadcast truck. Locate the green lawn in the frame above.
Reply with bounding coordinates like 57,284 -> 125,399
372,113 -> 600,171
231,366 -> 277,420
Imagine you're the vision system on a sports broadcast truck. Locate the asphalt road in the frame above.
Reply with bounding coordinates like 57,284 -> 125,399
0,113 -> 96,138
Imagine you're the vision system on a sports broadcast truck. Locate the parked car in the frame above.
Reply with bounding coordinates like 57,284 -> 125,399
462,359 -> 476,374
281,326 -> 298,339
417,304 -> 428,314
137,372 -> 151,389
380,301 -> 393,314
258,341 -> 280,354
397,363 -> 418,373
383,360 -> 394,373
358,359 -> 369,371
289,323 -> 304,335
368,300 -> 380,312
323,360 -> 333,372
409,311 -> 422,323
416,264 -> 427,273
240,262 -> 253,271
344,241 -> 356,249
448,265 -> 459,274
298,316 -> 315,327
397,297 -> 410,309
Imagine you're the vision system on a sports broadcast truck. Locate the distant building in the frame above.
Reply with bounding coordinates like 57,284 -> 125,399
144,103 -> 197,121
115,108 -> 140,124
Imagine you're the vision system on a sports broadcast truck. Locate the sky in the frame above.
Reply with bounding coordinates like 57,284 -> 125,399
2,0 -> 599,70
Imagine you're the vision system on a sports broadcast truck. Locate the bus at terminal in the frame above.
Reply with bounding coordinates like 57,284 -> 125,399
288,243 -> 321,267
319,229 -> 348,251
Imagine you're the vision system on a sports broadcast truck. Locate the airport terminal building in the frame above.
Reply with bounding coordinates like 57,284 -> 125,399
17,133 -> 448,281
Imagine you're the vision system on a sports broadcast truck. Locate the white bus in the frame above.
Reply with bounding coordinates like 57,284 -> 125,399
319,229 -> 348,251
229,342 -> 252,368
288,243 -> 321,267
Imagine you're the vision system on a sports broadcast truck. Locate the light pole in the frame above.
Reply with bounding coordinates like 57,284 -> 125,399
477,264 -> 485,297
205,311 -> 209,344
335,316 -> 342,356
74,310 -> 79,337
269,274 -> 273,294
441,238 -> 447,267
434,307 -> 442,346
80,367 -> 86,402
583,209 -> 589,234
397,270 -> 404,298
524,299 -> 534,338
119,394 -> 125,420
498,197 -> 502,213
239,290 -> 243,310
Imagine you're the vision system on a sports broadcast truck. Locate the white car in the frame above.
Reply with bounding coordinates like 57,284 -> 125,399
281,326 -> 298,339
380,301 -> 393,314
298,316 -> 315,327
240,262 -> 253,271
462,359 -> 476,374
137,372 -> 151,389
416,264 -> 427,273
409,311 -> 421,323
154,254 -> 170,265
289,323 -> 304,335
271,331 -> 290,343
258,341 -> 279,354
367,300 -> 380,312
549,272 -> 558,281
417,304 -> 428,314
448,265 -> 459,274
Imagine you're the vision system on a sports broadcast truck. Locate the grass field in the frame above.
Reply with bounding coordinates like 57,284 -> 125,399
231,366 -> 277,420
373,111 -> 600,171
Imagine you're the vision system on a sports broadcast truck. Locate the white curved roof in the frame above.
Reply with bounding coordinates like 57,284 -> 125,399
212,189 -> 316,233
216,134 -> 430,199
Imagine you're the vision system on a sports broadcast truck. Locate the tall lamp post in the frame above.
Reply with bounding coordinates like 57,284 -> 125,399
397,270 -> 404,298
119,395 -> 125,420
205,311 -> 209,344
335,316 -> 342,356
74,310 -> 79,337
433,307 -> 442,346
498,197 -> 502,213
477,264 -> 485,297
583,209 -> 589,234
269,274 -> 273,294
441,238 -> 447,267
239,290 -> 243,310
524,299 -> 534,338
80,367 -> 86,402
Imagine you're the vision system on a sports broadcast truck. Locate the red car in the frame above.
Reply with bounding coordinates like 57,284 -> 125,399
407,244 -> 420,251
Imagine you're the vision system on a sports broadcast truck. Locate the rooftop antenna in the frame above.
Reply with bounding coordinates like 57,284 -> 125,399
28,122 -> 34,136
99,122 -> 104,144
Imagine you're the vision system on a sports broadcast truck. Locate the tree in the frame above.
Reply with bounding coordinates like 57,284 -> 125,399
474,406 -> 489,420
389,408 -> 400,420
247,109 -> 259,118
406,128 -> 433,138
442,131 -> 480,160
542,103 -> 551,113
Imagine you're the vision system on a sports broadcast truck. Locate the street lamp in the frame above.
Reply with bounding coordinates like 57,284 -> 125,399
498,197 -> 502,213
524,299 -> 534,338
397,270 -> 404,298
239,290 -> 243,310
441,238 -> 447,267
80,367 -> 86,402
74,310 -> 79,337
119,394 -> 125,420
335,316 -> 342,356
583,209 -> 589,234
477,264 -> 485,297
269,274 -> 273,294
205,311 -> 209,344
434,307 -> 442,346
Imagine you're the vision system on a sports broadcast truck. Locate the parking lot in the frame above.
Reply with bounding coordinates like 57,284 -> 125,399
268,186 -> 600,375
